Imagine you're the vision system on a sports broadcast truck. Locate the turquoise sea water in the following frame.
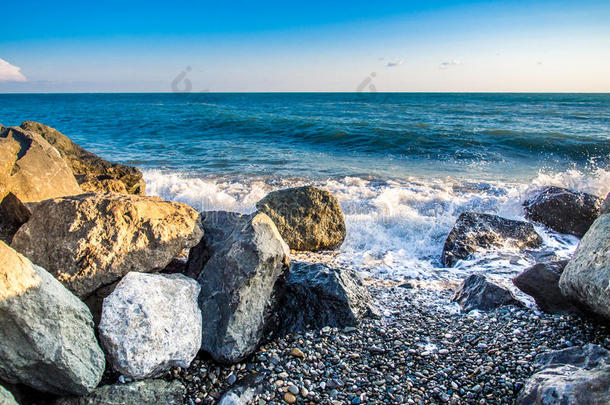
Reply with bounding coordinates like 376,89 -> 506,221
2,93 -> 609,286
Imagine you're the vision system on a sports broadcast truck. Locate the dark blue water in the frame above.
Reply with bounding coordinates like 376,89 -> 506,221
1,93 -> 608,181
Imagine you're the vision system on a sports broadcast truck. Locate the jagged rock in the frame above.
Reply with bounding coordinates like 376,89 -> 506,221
453,274 -> 523,312
20,121 -> 145,195
0,385 -> 18,405
442,212 -> 543,267
517,345 -> 610,405
559,212 -> 610,319
217,374 -> 268,405
270,262 -> 380,335
0,241 -> 105,395
602,192 -> 610,215
0,192 -> 31,244
256,186 -> 346,251
11,193 -> 203,298
54,379 -> 185,405
186,211 -> 290,364
98,272 -> 201,379
0,126 -> 81,203
513,261 -> 577,314
524,186 -> 603,237
79,177 -> 128,194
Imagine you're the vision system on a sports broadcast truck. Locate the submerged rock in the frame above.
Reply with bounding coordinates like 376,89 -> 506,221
0,241 -> 105,395
217,374 -> 268,405
524,186 -> 603,237
256,186 -> 346,251
441,212 -> 543,267
0,126 -> 81,202
559,212 -> 610,319
186,211 -> 290,364
21,121 -> 145,195
270,262 -> 379,335
453,274 -> 523,312
513,260 -> 576,314
0,192 -> 31,244
99,272 -> 201,379
54,379 -> 185,405
11,193 -> 203,298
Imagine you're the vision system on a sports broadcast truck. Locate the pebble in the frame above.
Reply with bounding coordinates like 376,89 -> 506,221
283,392 -> 297,404
290,347 -> 305,358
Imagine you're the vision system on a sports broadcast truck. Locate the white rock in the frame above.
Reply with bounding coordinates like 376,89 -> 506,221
99,272 -> 202,379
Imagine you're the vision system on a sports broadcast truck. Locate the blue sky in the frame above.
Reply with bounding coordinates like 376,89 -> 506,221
1,0 -> 609,92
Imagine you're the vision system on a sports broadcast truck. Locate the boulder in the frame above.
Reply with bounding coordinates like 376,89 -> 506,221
453,274 -> 523,312
559,212 -> 610,319
20,121 -> 145,195
270,262 -> 379,335
0,192 -> 31,244
54,379 -> 185,405
602,192 -> 610,215
0,126 -> 81,202
98,272 -> 202,380
0,241 -> 105,395
517,345 -> 610,405
79,177 -> 128,194
0,386 -> 17,405
513,260 -> 576,314
11,193 -> 203,299
217,374 -> 269,405
256,186 -> 346,251
441,212 -> 543,267
524,186 -> 603,237
186,211 -> 290,364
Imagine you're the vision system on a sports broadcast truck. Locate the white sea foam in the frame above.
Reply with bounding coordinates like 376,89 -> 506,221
143,167 -> 609,285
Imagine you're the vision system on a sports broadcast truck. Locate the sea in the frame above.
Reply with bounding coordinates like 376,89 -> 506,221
2,93 -> 609,291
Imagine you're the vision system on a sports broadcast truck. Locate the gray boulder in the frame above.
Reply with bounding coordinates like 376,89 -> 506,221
217,374 -> 269,405
186,211 -> 290,364
99,272 -> 202,380
524,186 -> 603,237
0,385 -> 17,405
256,186 -> 346,251
0,192 -> 31,244
559,212 -> 610,319
54,379 -> 185,405
535,344 -> 609,370
601,192 -> 610,215
0,241 -> 105,395
513,261 -> 577,314
271,262 -> 379,335
453,274 -> 523,312
20,121 -> 145,195
442,212 -> 543,267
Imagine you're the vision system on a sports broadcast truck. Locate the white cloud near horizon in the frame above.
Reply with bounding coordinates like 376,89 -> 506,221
0,58 -> 26,82
439,59 -> 461,69
386,60 -> 403,67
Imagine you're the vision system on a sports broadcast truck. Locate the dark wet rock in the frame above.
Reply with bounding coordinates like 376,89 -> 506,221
559,213 -> 610,319
256,186 -> 346,251
524,186 -> 603,237
441,212 -> 543,267
217,374 -> 269,405
513,260 -> 577,314
186,211 -> 290,364
0,241 -> 105,396
453,274 -> 523,312
20,121 -> 146,195
601,192 -> 610,215
0,192 -> 31,244
269,262 -> 380,335
535,344 -> 609,370
54,379 -> 185,405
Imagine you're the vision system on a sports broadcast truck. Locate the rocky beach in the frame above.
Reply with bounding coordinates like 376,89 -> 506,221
1,120 -> 609,405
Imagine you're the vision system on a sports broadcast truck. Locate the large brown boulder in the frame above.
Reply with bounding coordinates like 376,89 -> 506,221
255,186 -> 346,251
11,193 -> 203,299
524,186 -> 603,237
20,121 -> 145,195
0,126 -> 82,202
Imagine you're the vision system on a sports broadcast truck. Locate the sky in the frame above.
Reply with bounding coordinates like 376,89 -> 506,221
1,0 -> 609,92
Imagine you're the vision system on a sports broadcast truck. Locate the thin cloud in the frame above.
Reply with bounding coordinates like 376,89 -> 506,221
439,59 -> 461,69
386,60 -> 404,67
0,58 -> 26,82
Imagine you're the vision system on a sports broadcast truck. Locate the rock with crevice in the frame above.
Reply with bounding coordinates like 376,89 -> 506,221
453,274 -> 523,312
0,126 -> 81,203
20,121 -> 145,195
256,186 -> 346,251
54,379 -> 185,405
524,186 -> 603,237
0,241 -> 105,395
442,212 -> 543,267
186,211 -> 290,364
0,192 -> 31,244
11,193 -> 203,299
